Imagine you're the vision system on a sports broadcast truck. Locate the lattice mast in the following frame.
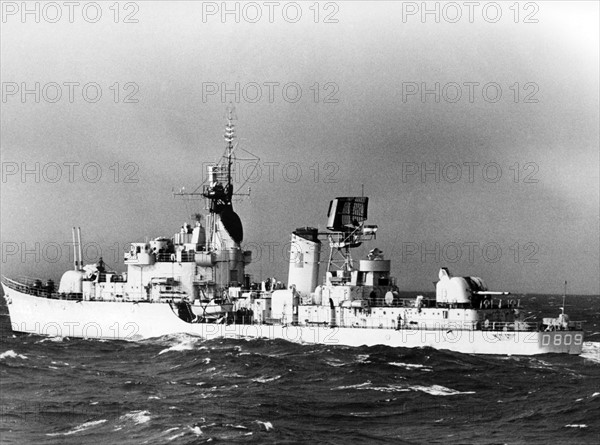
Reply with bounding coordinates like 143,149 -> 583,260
175,105 -> 245,249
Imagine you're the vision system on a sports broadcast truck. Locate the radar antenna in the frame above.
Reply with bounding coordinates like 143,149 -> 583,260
319,197 -> 378,282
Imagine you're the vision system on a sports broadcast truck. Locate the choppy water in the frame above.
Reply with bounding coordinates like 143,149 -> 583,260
1,295 -> 599,444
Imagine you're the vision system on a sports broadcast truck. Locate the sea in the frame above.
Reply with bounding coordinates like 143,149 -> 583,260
1,293 -> 598,445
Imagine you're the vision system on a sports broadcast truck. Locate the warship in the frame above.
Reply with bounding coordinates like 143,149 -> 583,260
1,110 -> 584,355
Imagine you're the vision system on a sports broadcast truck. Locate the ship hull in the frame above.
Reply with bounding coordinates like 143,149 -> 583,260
2,286 -> 584,355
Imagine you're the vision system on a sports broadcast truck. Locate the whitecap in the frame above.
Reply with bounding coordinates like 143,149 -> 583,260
0,350 -> 27,360
168,432 -> 186,440
581,342 -> 600,363
565,424 -> 587,428
188,425 -> 202,435
255,420 -> 274,431
332,381 -> 409,393
332,381 -> 372,390
46,419 -> 107,436
158,340 -> 198,355
389,362 -> 431,371
37,337 -> 65,343
367,384 -> 410,393
120,410 -> 151,424
252,375 -> 281,383
409,385 -> 475,396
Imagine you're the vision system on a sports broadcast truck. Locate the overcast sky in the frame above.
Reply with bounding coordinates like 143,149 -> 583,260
1,1 -> 598,294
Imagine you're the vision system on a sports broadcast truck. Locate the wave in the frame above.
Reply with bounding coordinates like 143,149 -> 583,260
37,336 -> 67,343
252,375 -> 282,383
0,350 -> 27,360
355,354 -> 370,363
581,341 -> 600,363
46,419 -> 107,436
255,420 -> 274,431
409,385 -> 476,396
389,362 -> 432,371
167,431 -> 186,441
332,381 -> 474,396
119,410 -> 151,425
333,381 -> 372,390
157,335 -> 206,355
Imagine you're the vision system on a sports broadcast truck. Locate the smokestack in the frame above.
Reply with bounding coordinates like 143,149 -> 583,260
288,228 -> 321,296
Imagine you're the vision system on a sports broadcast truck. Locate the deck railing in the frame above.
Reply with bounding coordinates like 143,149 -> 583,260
1,276 -> 82,300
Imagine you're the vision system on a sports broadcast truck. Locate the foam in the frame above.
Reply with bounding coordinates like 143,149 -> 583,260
37,337 -> 65,343
46,419 -> 107,436
188,425 -> 203,435
252,375 -> 281,383
0,350 -> 27,360
158,339 -> 199,355
581,342 -> 600,363
168,432 -> 186,440
409,384 -> 475,396
120,410 -> 151,424
389,362 -> 432,371
255,420 -> 274,431
332,381 -> 372,390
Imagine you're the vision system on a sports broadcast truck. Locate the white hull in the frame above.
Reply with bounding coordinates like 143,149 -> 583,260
2,287 -> 584,355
